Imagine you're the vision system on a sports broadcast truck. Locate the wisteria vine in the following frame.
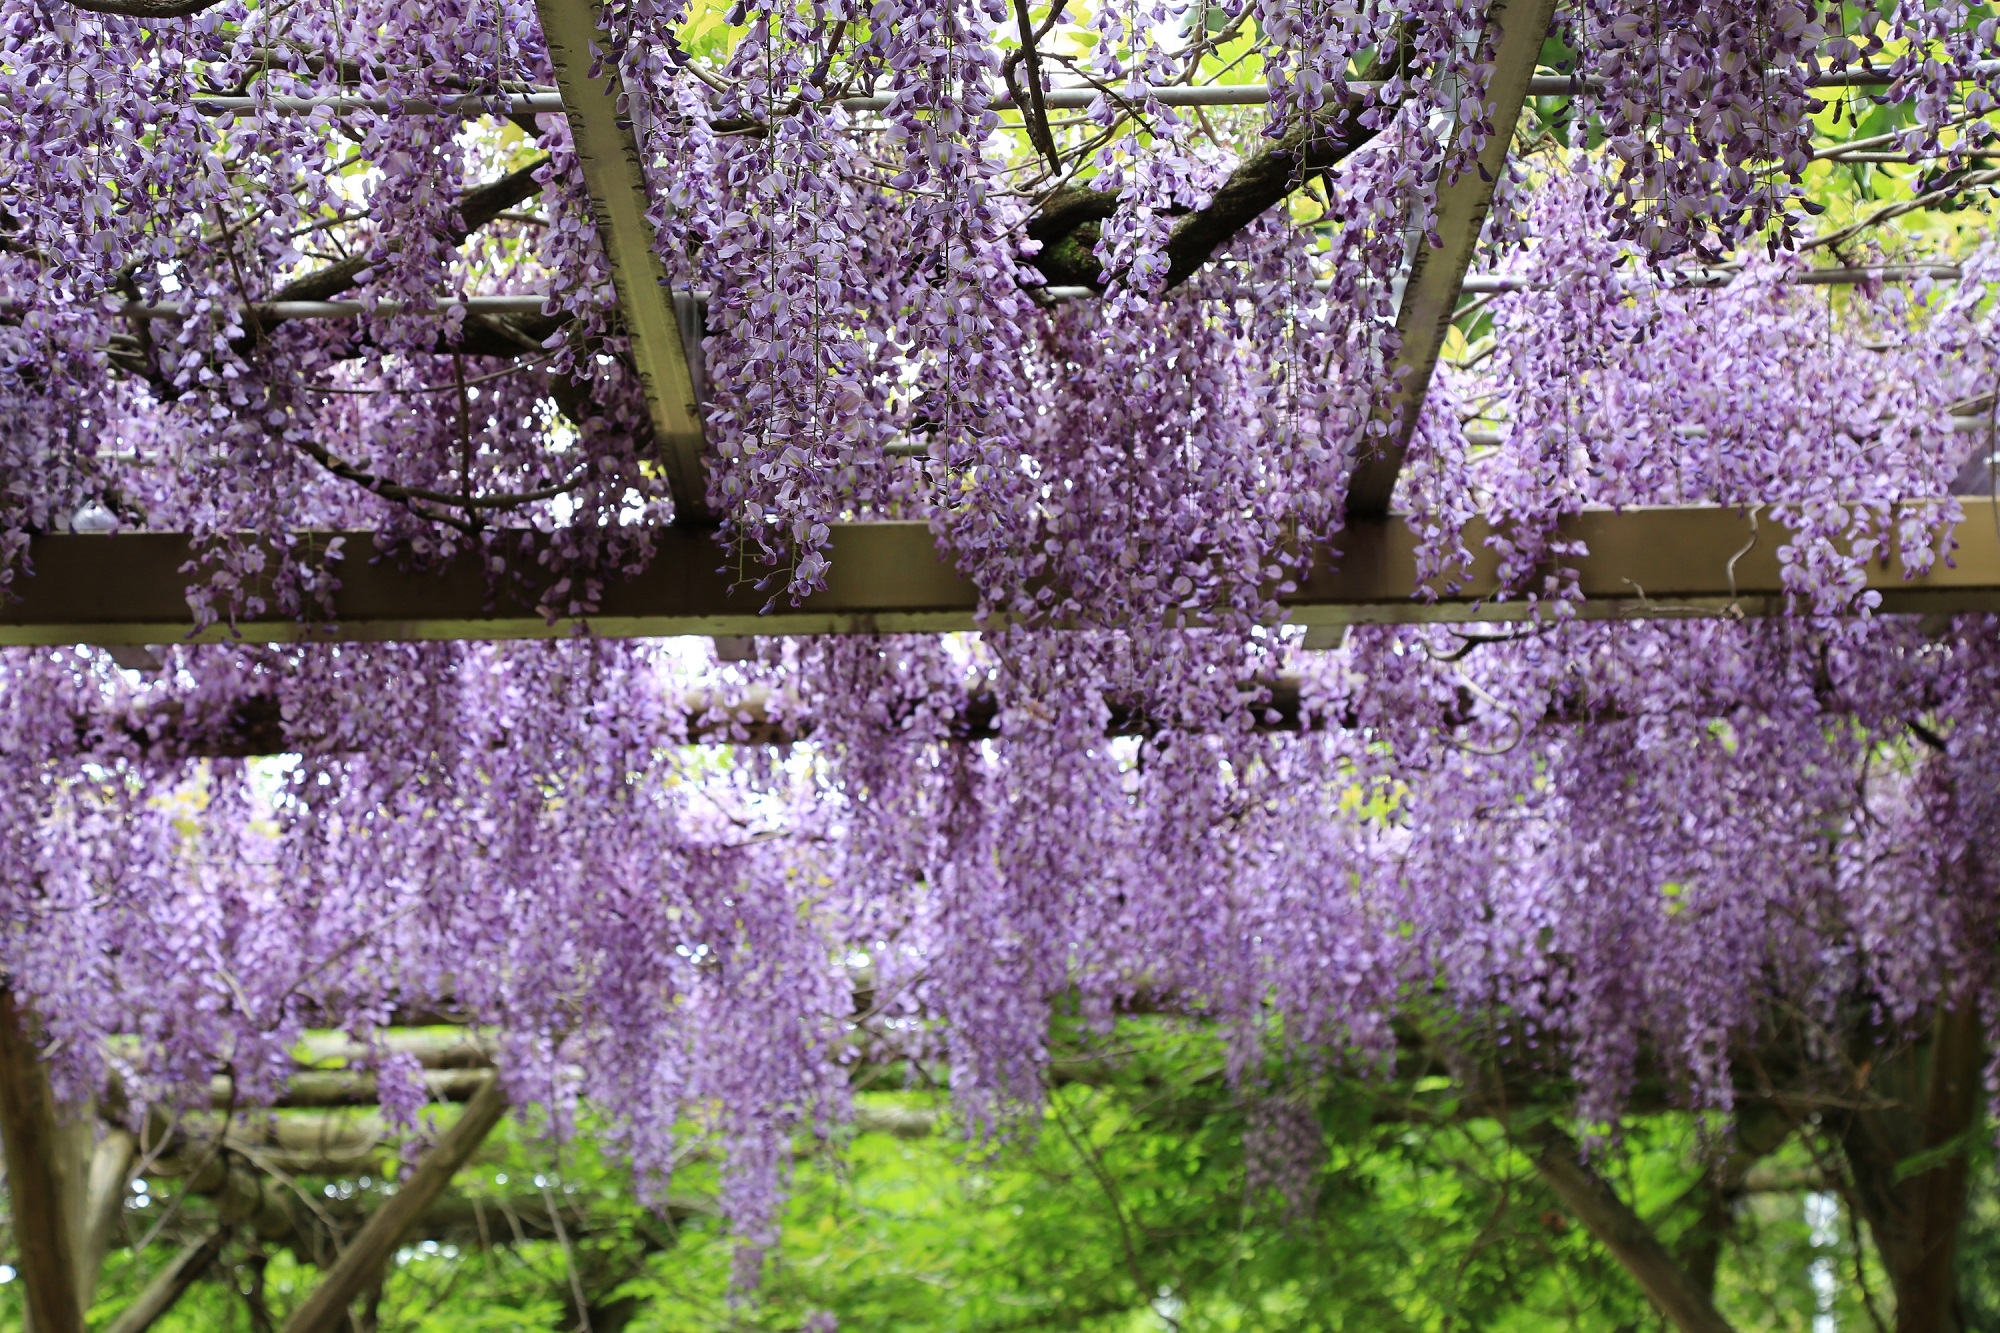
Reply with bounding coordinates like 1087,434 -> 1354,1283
3,0 -> 2000,1285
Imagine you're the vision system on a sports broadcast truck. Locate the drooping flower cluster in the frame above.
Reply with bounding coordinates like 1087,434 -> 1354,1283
7,613 -> 2000,1259
5,0 -> 2000,1277
3,0 -> 1994,609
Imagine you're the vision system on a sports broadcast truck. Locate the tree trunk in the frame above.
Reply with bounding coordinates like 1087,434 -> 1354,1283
0,987 -> 85,1333
1839,1005 -> 1985,1333
1672,1104 -> 1794,1298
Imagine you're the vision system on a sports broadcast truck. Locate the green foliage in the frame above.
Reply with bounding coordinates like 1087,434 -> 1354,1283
17,1023 -> 1995,1331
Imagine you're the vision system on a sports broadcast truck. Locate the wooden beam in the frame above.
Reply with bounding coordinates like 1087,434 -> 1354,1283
277,1076 -> 508,1333
535,0 -> 713,524
1345,0 -> 1559,515
7,502 -> 2000,645
0,989 -> 85,1333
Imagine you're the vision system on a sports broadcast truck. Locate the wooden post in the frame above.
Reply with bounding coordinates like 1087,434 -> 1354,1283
535,0 -> 713,524
1344,0 -> 1562,514
0,987 -> 85,1333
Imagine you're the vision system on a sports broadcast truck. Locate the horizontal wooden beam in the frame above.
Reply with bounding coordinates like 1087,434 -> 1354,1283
7,502 -> 1999,646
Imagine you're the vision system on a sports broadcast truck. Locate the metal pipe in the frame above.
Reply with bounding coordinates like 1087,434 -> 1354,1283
1037,263 -> 1970,303
95,258 -> 1978,323
1461,416 -> 1992,448
194,91 -> 564,115
116,294 -> 555,321
845,77 -> 1590,111
185,60 -> 2000,119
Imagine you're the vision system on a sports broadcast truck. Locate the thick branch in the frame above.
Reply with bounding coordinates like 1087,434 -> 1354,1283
1024,96 -> 1382,293
0,988 -> 86,1333
1666,1104 -> 1793,1296
1526,1124 -> 1739,1333
67,0 -> 226,16
270,158 -> 550,307
277,1075 -> 507,1333
119,158 -> 556,414
100,693 -> 288,761
102,1226 -> 231,1333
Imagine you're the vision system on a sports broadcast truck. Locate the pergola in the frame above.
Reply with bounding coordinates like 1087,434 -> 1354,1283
10,0 -> 1995,649
2,2 -> 1997,1331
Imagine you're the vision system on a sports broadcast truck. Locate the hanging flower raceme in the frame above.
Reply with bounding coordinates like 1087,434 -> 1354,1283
7,0 -> 2000,1289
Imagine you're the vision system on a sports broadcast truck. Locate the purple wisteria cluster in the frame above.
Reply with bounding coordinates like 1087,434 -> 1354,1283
3,0 -> 1992,610
2,0 -> 2000,1271
6,614 -> 2000,1264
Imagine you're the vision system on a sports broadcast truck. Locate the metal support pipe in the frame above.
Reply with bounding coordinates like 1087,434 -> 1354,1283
182,63 -> 2000,118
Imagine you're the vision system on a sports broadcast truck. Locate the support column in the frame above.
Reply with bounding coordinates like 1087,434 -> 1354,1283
0,987 -> 85,1333
1345,0 -> 1561,514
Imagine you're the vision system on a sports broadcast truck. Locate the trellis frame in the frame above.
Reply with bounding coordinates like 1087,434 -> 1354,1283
20,0 -> 1997,645
7,13 -> 2000,1327
10,502 -> 2000,645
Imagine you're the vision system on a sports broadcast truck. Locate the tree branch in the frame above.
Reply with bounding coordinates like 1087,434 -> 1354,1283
102,1226 -> 232,1333
283,432 -> 593,532
1663,1104 -> 1792,1297
1804,168 -> 2000,253
1005,0 -> 1062,174
67,0 -> 228,17
1023,35 -> 1408,295
1524,1123 -> 1739,1333
1023,97 -> 1383,292
277,1076 -> 508,1333
269,157 -> 550,308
